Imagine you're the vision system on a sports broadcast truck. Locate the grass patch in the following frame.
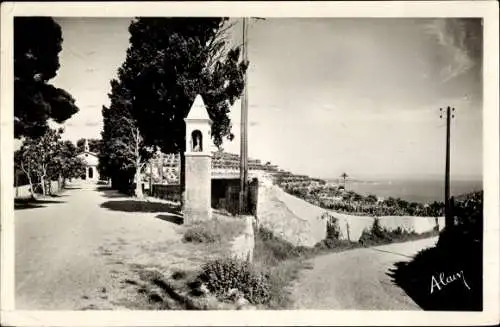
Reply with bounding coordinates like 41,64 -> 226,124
254,227 -> 315,265
182,216 -> 246,244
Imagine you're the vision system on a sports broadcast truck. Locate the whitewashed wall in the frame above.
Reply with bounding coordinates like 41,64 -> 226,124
256,181 -> 444,247
15,181 -> 60,198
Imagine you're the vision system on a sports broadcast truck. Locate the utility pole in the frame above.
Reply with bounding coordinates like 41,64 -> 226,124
440,106 -> 455,229
239,17 -> 249,214
239,17 -> 264,214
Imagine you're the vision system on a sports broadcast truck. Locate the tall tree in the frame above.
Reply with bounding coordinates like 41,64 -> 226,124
110,115 -> 153,198
14,17 -> 79,138
101,18 -> 248,198
14,143 -> 39,199
99,79 -> 148,193
15,128 -> 64,196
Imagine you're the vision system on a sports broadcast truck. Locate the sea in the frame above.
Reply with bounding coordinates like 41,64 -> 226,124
328,178 -> 483,204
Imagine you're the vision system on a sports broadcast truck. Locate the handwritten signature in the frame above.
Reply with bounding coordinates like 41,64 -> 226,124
430,270 -> 471,294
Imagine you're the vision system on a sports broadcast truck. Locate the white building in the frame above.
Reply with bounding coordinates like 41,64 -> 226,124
77,139 -> 100,182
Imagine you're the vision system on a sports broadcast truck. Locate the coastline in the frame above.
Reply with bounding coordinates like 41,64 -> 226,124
326,178 -> 482,204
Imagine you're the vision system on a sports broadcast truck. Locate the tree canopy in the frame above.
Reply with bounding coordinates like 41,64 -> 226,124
113,17 -> 247,153
14,17 -> 79,138
15,129 -> 86,197
49,140 -> 86,182
100,18 -> 248,190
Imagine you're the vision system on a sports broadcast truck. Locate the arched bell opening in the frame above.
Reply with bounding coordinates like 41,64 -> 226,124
191,130 -> 203,152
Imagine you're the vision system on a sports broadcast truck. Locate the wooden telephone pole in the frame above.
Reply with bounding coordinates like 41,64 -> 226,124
239,17 -> 264,214
440,106 -> 455,229
239,17 -> 249,214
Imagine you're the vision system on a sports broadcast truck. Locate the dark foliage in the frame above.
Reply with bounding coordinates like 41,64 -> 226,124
388,191 -> 483,311
14,17 -> 79,138
100,18 -> 248,193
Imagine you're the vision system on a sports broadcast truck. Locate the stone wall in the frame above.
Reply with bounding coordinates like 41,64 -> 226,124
256,183 -> 325,247
256,181 -> 445,247
230,216 -> 255,262
15,181 -> 60,198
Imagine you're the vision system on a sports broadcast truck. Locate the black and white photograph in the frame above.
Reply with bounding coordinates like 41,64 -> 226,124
1,2 -> 499,326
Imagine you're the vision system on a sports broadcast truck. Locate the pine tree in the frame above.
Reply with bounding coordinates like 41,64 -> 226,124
14,17 -> 79,138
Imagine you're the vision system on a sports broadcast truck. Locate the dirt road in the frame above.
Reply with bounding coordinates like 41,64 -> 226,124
15,182 -> 183,310
291,237 -> 438,310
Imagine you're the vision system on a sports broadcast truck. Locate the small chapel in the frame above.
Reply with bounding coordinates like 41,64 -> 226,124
77,139 -> 100,182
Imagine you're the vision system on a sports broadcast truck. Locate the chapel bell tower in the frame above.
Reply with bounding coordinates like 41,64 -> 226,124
184,94 -> 213,223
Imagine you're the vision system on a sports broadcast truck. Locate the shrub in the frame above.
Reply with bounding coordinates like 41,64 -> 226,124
183,226 -> 218,243
359,217 -> 434,246
197,257 -> 271,304
320,212 -> 341,240
359,218 -> 389,245
314,238 -> 360,251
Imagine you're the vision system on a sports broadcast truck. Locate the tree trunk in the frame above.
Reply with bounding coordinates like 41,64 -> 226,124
40,175 -> 46,196
15,170 -> 19,198
27,176 -> 35,199
134,165 -> 143,198
58,174 -> 63,191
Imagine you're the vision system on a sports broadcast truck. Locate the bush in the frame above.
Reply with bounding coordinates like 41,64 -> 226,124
321,212 -> 341,240
183,226 -> 217,243
358,216 -> 440,247
314,238 -> 360,251
359,218 -> 424,246
197,257 -> 271,304
359,218 -> 388,246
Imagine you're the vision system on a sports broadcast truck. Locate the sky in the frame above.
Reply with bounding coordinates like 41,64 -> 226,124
50,17 -> 483,180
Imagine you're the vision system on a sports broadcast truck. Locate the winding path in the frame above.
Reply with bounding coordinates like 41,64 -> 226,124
291,237 -> 438,310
